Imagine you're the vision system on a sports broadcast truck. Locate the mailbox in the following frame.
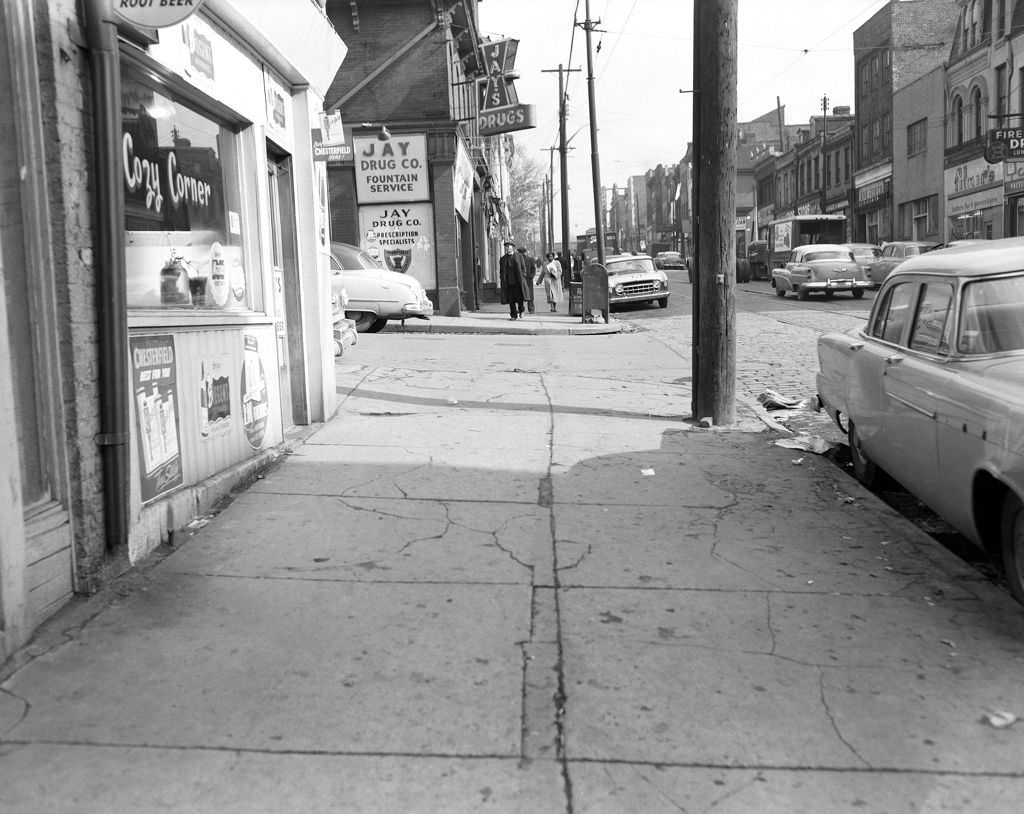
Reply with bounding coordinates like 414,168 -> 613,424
581,263 -> 610,324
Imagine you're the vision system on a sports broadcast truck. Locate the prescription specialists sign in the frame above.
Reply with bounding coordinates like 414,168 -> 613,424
114,0 -> 208,28
358,203 -> 436,290
353,133 -> 428,204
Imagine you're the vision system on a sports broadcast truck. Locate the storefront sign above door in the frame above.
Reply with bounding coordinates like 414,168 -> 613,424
114,0 -> 208,28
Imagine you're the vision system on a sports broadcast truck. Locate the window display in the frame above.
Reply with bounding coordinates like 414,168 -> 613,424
122,65 -> 250,310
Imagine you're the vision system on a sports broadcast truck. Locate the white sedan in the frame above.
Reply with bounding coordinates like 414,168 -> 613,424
772,243 -> 873,300
329,242 -> 433,333
816,238 -> 1024,602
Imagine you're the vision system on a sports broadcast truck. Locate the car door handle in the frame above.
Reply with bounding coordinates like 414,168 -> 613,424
885,354 -> 905,366
848,341 -> 864,351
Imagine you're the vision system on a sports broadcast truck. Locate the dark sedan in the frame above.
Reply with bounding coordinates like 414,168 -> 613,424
867,241 -> 937,288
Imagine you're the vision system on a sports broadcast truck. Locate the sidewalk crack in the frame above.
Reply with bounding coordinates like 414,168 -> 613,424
818,667 -> 872,768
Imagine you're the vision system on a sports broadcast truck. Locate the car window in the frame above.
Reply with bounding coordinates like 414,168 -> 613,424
607,258 -> 657,274
906,246 -> 922,257
805,250 -> 852,262
869,282 -> 916,344
958,273 -> 1024,353
909,283 -> 954,354
881,246 -> 896,258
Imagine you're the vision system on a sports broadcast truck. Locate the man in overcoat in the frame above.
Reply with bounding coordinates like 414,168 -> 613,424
517,247 -> 537,313
499,240 -> 529,319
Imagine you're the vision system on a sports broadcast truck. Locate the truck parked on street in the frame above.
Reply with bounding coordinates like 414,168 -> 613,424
767,214 -> 847,270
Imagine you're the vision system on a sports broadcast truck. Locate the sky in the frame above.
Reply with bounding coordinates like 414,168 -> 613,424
478,0 -> 892,240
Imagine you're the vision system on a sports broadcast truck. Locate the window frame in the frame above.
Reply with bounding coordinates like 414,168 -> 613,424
120,48 -> 261,317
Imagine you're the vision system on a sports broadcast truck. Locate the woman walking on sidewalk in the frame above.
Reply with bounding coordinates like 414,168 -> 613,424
537,252 -> 564,312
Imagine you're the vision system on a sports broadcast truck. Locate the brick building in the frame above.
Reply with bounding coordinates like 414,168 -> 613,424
1,0 -> 346,657
323,0 -> 499,314
852,0 -> 959,243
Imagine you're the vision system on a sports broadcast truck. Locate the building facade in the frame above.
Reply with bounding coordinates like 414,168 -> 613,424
323,0 -> 500,314
852,0 -> 959,243
1,0 -> 346,658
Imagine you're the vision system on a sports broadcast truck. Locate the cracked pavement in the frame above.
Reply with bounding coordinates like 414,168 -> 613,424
1,319 -> 1024,813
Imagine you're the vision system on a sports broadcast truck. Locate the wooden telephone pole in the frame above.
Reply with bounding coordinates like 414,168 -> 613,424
692,0 -> 737,424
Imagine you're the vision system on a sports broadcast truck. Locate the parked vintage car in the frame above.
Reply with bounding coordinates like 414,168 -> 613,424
867,240 -> 937,288
816,237 -> 1024,602
771,243 -> 872,300
328,241 -> 433,332
604,253 -> 670,308
843,242 -> 881,272
653,251 -> 686,270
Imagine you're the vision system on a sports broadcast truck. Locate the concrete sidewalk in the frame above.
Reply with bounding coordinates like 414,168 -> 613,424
2,329 -> 1024,813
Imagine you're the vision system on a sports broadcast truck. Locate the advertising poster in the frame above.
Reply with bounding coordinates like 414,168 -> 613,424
358,203 -> 436,290
352,133 -> 428,203
199,354 -> 232,440
131,335 -> 183,502
241,334 -> 269,450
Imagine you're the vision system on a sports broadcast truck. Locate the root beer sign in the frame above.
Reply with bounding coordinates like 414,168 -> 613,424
114,0 -> 207,28
476,38 -> 536,136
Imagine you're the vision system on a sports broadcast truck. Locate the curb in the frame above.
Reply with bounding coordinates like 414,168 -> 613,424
382,316 -> 623,336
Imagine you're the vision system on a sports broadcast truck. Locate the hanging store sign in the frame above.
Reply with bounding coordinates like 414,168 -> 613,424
986,128 -> 1024,163
114,0 -> 208,28
476,37 -> 536,136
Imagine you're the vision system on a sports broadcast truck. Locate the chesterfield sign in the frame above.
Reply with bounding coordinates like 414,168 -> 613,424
476,38 -> 536,136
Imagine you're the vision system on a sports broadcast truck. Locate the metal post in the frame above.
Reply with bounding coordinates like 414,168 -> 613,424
583,0 -> 605,265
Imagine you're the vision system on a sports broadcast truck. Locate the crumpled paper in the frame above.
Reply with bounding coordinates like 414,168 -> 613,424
774,434 -> 834,455
757,389 -> 807,410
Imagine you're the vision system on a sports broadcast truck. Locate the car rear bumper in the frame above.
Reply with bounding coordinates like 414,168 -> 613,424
800,279 -> 872,293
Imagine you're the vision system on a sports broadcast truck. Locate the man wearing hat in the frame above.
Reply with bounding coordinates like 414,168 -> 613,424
499,239 -> 529,319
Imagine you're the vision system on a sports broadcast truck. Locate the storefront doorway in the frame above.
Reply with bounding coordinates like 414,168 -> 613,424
266,150 -> 307,429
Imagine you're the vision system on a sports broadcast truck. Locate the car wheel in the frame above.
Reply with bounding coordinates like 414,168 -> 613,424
797,288 -> 810,301
852,289 -> 865,299
366,317 -> 389,333
1000,493 -> 1024,604
350,311 -> 380,332
657,297 -> 668,308
848,421 -> 878,488
774,285 -> 786,298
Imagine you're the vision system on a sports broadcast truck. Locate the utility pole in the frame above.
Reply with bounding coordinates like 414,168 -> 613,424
579,0 -> 605,264
820,94 -> 829,214
540,176 -> 548,256
693,0 -> 737,425
542,146 -> 558,252
542,65 -> 580,258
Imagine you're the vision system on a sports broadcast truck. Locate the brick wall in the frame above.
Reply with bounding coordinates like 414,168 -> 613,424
327,1 -> 453,125
36,0 -> 110,586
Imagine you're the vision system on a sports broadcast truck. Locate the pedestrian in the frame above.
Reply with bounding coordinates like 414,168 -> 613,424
517,247 -> 537,314
499,239 -> 529,319
537,252 -> 564,312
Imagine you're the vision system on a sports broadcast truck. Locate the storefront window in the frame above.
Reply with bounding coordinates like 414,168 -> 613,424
122,64 -> 251,311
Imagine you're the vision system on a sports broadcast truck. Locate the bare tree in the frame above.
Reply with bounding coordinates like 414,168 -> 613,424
507,150 -> 544,253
